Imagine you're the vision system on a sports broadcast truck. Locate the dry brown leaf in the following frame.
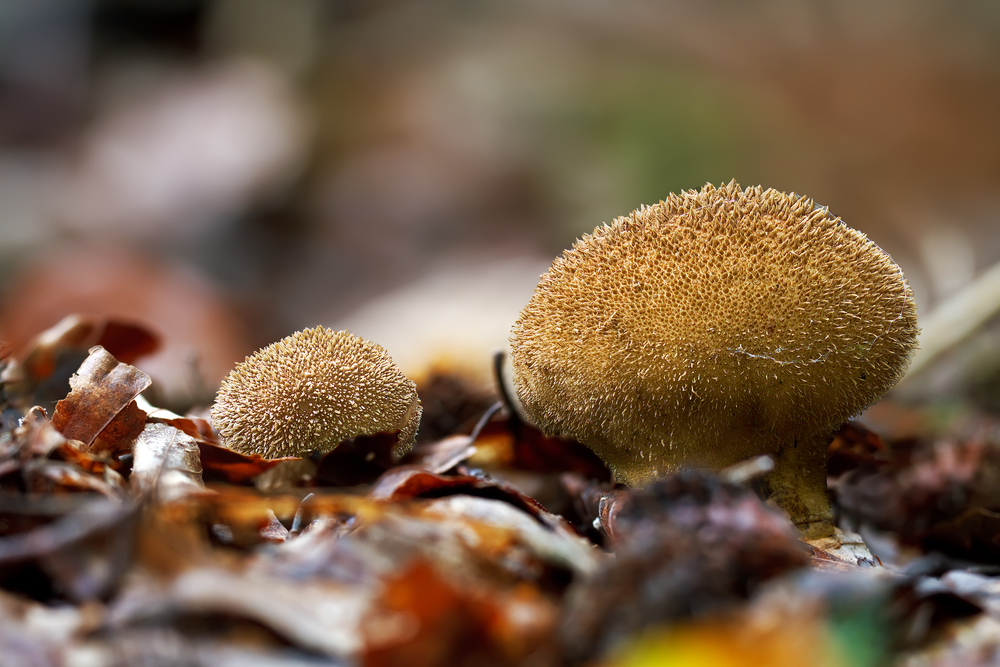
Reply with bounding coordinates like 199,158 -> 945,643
146,413 -> 219,445
313,432 -> 403,487
51,346 -> 151,447
468,418 -> 611,482
370,466 -> 550,521
0,244 -> 253,408
9,407 -> 69,461
21,459 -> 125,499
827,421 -> 891,479
0,314 -> 159,412
91,399 -> 147,458
405,434 -> 478,474
197,441 -> 285,486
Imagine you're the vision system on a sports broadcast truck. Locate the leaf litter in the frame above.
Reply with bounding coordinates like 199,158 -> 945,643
1,318 -> 1000,665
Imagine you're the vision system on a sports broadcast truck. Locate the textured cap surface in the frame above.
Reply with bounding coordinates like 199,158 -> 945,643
212,327 -> 421,459
510,182 -> 918,484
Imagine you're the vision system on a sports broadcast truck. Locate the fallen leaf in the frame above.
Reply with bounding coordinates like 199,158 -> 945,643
0,498 -> 139,601
370,466 -> 550,521
836,437 -> 1000,562
0,587 -> 104,663
405,434 -> 477,475
560,470 -> 808,662
827,421 -> 891,479
21,459 -> 125,499
198,442 -> 285,486
108,565 -> 371,659
420,495 -> 600,580
147,414 -> 219,445
413,370 -> 498,445
51,346 -> 151,447
131,423 -> 206,502
0,244 -> 254,408
314,432 -> 403,487
91,399 -> 147,459
362,558 -> 558,667
468,417 -> 611,482
0,314 -> 159,412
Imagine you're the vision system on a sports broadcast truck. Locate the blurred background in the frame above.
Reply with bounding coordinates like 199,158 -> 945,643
0,0 -> 998,414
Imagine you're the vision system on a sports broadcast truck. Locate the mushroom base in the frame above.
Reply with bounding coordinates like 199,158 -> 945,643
765,432 -> 835,539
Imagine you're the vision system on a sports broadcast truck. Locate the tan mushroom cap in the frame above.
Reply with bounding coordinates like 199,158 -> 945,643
510,181 -> 918,485
211,327 -> 421,459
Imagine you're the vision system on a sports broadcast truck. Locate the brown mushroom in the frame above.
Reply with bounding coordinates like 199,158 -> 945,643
211,327 -> 421,459
510,181 -> 918,538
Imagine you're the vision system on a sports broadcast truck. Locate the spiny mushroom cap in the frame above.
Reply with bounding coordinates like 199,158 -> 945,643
211,327 -> 421,459
510,181 -> 918,485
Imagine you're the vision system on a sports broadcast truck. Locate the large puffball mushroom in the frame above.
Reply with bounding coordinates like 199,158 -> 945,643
211,327 -> 421,459
510,181 -> 918,538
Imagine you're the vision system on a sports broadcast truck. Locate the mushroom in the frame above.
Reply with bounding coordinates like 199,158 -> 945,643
510,181 -> 918,538
211,327 -> 421,459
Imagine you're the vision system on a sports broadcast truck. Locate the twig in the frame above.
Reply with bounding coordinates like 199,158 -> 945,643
492,350 -> 522,429
901,257 -> 1000,382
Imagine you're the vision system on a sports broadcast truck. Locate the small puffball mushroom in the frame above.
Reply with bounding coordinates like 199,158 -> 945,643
510,181 -> 918,538
211,327 -> 421,459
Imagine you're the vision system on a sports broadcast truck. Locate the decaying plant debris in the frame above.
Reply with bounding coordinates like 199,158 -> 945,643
2,314 -> 1000,666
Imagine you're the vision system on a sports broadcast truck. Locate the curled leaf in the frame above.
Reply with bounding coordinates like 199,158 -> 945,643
2,315 -> 158,412
51,347 -> 151,447
469,418 -> 611,481
197,442 -> 285,486
370,467 -> 549,521
131,424 -> 206,502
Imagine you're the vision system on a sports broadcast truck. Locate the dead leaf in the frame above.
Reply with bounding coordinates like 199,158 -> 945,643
420,495 -> 600,580
560,470 -> 808,662
370,466 -> 550,521
0,314 -> 159,412
313,432 -> 403,487
827,420 -> 891,479
362,558 -> 558,667
405,434 -> 477,474
0,244 -> 254,408
131,423 -> 206,502
51,346 -> 151,447
21,459 -> 125,499
147,413 -> 219,446
413,371 -> 497,445
0,498 -> 139,601
468,418 -> 611,482
9,408 -> 69,461
91,399 -> 147,458
198,442 -> 285,486
108,565 -> 371,659
258,510 -> 290,543
0,587 -> 104,663
836,437 -> 1000,562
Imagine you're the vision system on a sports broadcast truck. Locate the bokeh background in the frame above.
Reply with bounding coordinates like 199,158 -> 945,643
0,0 -> 998,413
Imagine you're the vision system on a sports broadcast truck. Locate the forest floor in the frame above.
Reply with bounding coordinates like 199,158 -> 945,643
1,315 -> 999,667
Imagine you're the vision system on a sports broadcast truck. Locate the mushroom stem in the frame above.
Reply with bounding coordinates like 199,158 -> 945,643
766,433 -> 834,539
